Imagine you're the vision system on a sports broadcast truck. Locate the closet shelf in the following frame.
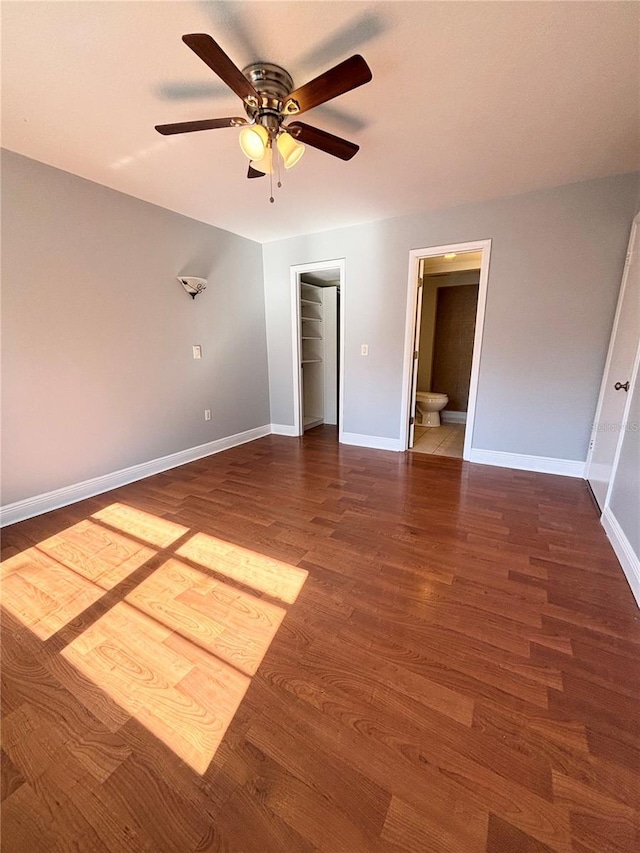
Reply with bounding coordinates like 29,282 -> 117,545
302,316 -> 322,321
302,359 -> 323,364
301,298 -> 322,306
302,336 -> 322,340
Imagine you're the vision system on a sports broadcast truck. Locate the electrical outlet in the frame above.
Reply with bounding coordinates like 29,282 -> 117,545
361,344 -> 369,356
193,345 -> 202,359
204,409 -> 211,421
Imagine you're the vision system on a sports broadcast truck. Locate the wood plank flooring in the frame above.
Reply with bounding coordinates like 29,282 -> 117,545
125,558 -> 289,676
63,601 -> 251,775
2,424 -> 639,852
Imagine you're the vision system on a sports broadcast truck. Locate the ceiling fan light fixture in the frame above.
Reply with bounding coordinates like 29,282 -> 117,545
277,131 -> 305,169
239,124 -> 268,160
251,147 -> 274,175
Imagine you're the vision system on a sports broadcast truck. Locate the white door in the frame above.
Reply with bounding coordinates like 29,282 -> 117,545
588,215 -> 640,509
408,273 -> 424,448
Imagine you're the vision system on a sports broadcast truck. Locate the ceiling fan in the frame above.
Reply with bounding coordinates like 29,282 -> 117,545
155,34 -> 372,197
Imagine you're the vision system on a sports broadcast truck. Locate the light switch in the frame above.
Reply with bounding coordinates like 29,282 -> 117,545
361,344 -> 369,356
192,345 -> 202,359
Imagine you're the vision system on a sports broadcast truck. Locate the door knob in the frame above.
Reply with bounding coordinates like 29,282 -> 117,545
614,381 -> 630,392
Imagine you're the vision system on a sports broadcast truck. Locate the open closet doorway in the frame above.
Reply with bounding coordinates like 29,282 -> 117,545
401,240 -> 491,459
291,259 -> 344,440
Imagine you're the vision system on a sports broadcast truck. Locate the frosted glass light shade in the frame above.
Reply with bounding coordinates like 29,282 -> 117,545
251,148 -> 273,175
277,132 -> 305,169
239,125 -> 268,160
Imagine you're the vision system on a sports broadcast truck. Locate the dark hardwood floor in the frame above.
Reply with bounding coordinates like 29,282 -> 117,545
2,425 -> 639,852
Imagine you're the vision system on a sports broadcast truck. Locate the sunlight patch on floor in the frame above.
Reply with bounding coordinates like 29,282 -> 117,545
1,548 -> 104,640
177,532 -> 308,604
92,503 -> 188,548
126,558 -> 286,676
62,601 -> 250,774
1,503 -> 307,773
38,518 -> 156,587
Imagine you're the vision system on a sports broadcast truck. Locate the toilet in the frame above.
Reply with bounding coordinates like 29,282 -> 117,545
415,391 -> 448,427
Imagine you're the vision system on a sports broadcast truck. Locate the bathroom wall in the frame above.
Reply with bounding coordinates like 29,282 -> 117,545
432,284 -> 479,412
417,270 -> 480,396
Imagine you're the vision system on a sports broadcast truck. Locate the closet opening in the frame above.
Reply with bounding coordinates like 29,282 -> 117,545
290,259 -> 344,440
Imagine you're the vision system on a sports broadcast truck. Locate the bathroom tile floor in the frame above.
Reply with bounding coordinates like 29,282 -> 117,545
411,422 -> 465,458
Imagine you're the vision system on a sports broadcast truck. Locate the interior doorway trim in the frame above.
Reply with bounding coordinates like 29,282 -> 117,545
401,239 -> 492,459
290,258 -> 345,441
585,212 -> 640,501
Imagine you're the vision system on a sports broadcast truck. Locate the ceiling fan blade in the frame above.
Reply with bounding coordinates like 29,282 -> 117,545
247,164 -> 265,178
287,122 -> 359,161
284,55 -> 372,115
155,117 -> 248,135
182,33 -> 258,103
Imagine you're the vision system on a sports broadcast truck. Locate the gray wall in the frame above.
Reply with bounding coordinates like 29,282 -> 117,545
608,375 -> 640,559
263,173 -> 639,460
1,150 -> 269,505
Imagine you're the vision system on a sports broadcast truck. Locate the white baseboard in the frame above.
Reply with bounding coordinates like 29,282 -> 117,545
270,423 -> 299,437
601,507 -> 640,608
441,411 -> 467,424
340,432 -> 404,452
0,424 -> 272,527
467,448 -> 586,478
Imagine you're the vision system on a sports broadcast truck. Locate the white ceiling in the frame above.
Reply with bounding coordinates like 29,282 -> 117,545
2,1 -> 638,243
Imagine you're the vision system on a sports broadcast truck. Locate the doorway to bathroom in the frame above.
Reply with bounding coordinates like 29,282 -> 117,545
290,259 -> 344,440
401,240 -> 492,459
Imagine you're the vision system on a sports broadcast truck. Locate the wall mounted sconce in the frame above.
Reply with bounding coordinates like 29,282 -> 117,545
177,277 -> 207,299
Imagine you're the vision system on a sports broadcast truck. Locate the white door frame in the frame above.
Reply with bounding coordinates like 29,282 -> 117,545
291,258 -> 345,441
407,278 -> 425,449
604,337 -> 640,513
400,239 -> 492,459
586,213 -> 639,501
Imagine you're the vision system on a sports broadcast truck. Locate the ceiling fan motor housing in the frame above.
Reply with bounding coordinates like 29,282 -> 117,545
241,63 -> 296,132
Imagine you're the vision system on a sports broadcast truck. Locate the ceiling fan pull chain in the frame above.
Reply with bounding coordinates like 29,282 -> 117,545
277,142 -> 283,189
269,144 -> 274,203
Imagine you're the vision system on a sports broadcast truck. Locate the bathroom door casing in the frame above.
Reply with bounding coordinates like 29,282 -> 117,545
408,277 -> 424,448
587,215 -> 640,510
